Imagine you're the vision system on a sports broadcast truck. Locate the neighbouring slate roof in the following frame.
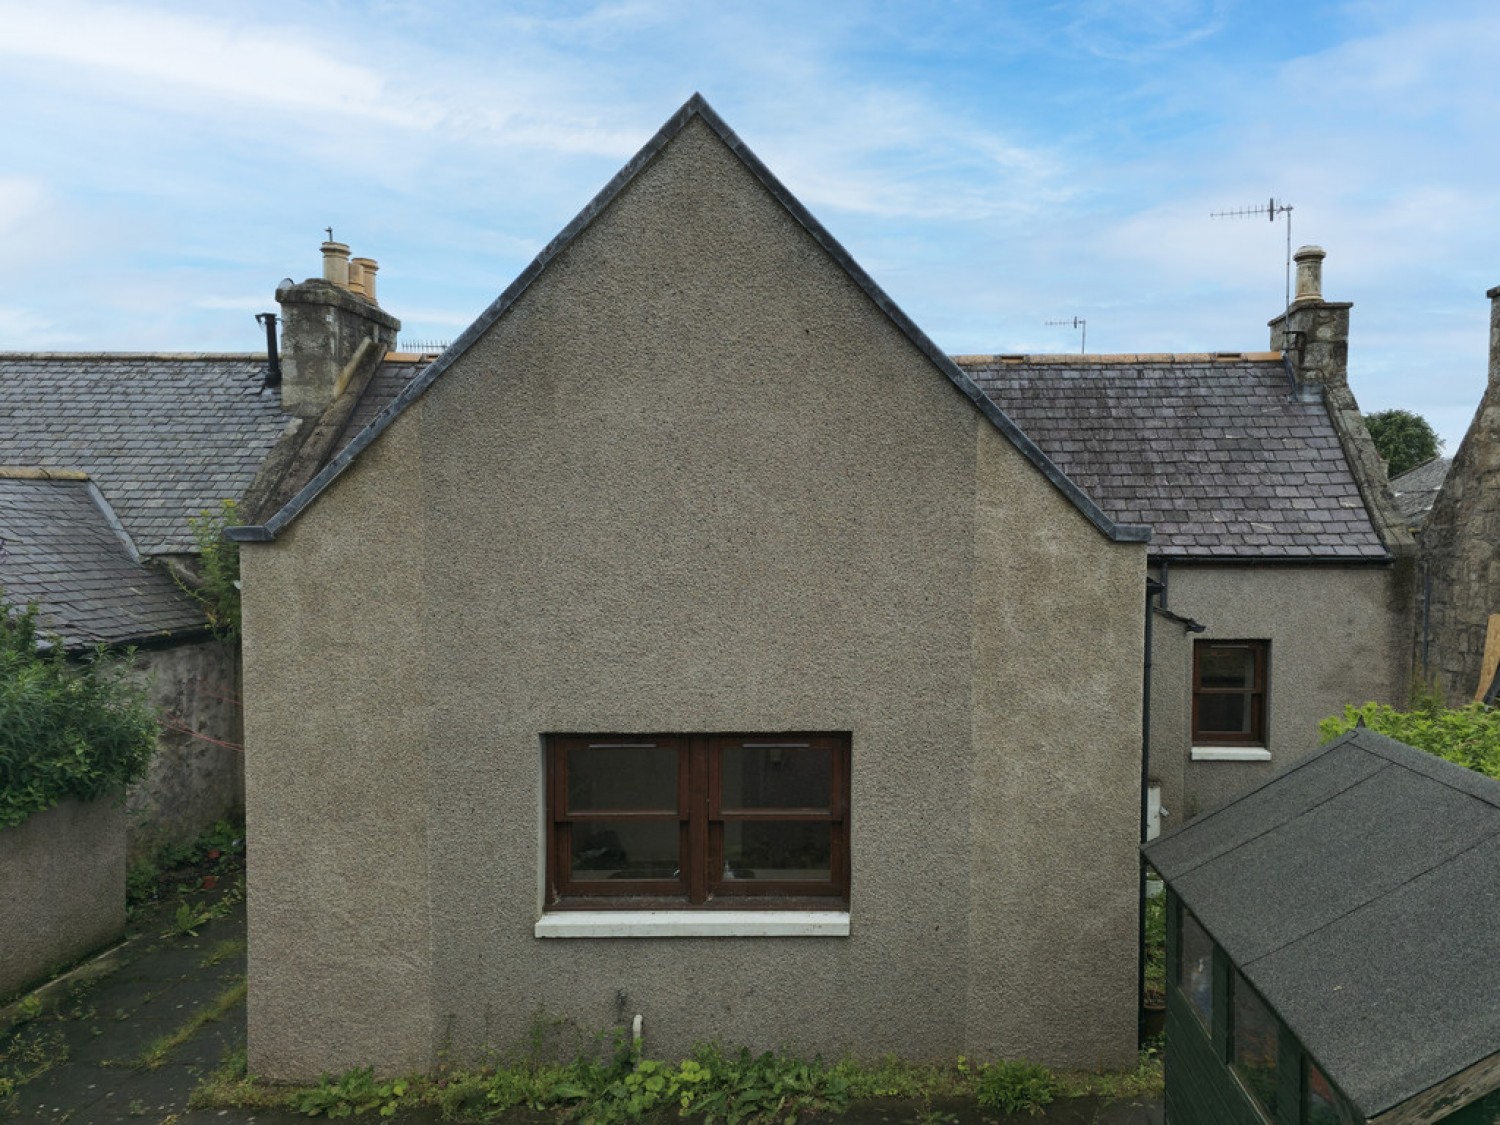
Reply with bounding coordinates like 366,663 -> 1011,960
1144,729 -> 1500,1119
227,94 -> 1149,547
0,474 -> 206,647
957,355 -> 1389,560
1390,456 -> 1451,528
0,354 -> 291,555
342,356 -> 428,441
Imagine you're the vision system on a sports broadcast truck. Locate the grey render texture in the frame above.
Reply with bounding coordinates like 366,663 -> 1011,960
1145,727 -> 1500,1121
233,96 -> 1148,1079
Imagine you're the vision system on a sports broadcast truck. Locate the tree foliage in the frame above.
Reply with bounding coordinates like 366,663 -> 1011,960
1364,408 -> 1442,478
0,593 -> 160,830
1320,700 -> 1500,781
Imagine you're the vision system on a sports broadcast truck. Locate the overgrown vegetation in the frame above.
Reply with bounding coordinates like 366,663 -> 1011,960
1321,699 -> 1500,780
975,1057 -> 1058,1115
127,818 -> 245,922
196,1018 -> 1162,1122
0,593 -> 160,830
181,500 -> 242,640
1143,887 -> 1166,1004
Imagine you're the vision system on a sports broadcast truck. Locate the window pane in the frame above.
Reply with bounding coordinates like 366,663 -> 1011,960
721,745 -> 831,811
722,821 -> 831,881
571,820 -> 679,880
1199,693 -> 1250,734
567,745 -> 677,812
1232,970 -> 1279,1117
1201,647 -> 1256,689
1179,910 -> 1214,1030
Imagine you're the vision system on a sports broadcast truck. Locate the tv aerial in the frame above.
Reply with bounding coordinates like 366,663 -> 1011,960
1211,197 -> 1295,313
1045,316 -> 1087,354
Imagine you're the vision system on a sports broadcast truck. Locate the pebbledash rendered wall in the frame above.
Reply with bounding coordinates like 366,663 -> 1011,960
239,116 -> 1145,1079
0,798 -> 125,1000
1148,565 -> 1407,822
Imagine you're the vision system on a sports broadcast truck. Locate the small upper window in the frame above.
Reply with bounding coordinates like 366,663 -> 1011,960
1193,641 -> 1268,746
546,733 -> 849,909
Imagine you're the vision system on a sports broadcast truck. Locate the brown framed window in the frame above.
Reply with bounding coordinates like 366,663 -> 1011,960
1193,641 -> 1268,745
546,733 -> 849,909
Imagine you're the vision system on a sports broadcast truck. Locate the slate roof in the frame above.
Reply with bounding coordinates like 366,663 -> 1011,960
1390,456 -> 1451,528
0,354 -> 291,555
1144,728 -> 1500,1119
0,474 -> 205,647
956,354 -> 1389,560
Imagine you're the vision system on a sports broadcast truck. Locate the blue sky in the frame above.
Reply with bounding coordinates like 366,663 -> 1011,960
2,0 -> 1496,451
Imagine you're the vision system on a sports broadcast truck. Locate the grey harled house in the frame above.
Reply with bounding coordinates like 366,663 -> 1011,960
1144,727 -> 1500,1125
228,95 -> 1154,1079
957,246 -> 1414,830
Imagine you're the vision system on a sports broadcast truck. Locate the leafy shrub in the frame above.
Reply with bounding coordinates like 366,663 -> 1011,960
181,501 -> 241,640
0,595 -> 159,829
1320,701 -> 1500,780
297,1067 -> 409,1118
975,1058 -> 1058,1116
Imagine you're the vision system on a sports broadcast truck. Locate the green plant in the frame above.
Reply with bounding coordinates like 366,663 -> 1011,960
1321,701 -> 1500,780
1364,408 -> 1441,478
1143,887 -> 1166,1003
180,501 -> 242,639
297,1067 -> 411,1118
975,1058 -> 1058,1116
139,978 -> 246,1069
0,593 -> 160,829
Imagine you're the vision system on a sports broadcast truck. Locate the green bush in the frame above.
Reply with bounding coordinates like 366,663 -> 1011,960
0,594 -> 160,829
1320,701 -> 1500,780
975,1058 -> 1058,1115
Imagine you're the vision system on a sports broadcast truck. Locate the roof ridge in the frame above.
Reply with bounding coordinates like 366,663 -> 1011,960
953,352 -> 1284,364
0,352 -> 263,361
0,466 -> 89,481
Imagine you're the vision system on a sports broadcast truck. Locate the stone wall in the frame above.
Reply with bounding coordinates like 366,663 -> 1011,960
125,638 -> 243,862
0,798 -> 125,1000
1418,286 -> 1500,702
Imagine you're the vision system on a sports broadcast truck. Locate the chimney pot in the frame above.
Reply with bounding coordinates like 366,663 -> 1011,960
321,240 -> 351,288
1293,245 -> 1326,304
351,257 -> 379,306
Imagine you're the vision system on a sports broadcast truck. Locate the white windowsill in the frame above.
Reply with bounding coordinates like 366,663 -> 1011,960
535,911 -> 851,939
1191,746 -> 1271,762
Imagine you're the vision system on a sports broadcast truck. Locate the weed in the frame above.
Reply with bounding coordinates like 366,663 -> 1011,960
198,938 -> 246,969
975,1058 -> 1058,1116
138,978 -> 246,1070
1057,1043 -> 1163,1100
297,1067 -> 411,1118
0,1020 -> 68,1098
13,995 -> 42,1024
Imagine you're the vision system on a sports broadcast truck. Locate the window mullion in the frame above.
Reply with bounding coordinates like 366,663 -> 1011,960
686,737 -> 708,904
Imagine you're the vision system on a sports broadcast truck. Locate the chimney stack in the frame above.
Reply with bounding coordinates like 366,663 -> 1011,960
275,239 -> 399,417
1269,245 -> 1350,389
